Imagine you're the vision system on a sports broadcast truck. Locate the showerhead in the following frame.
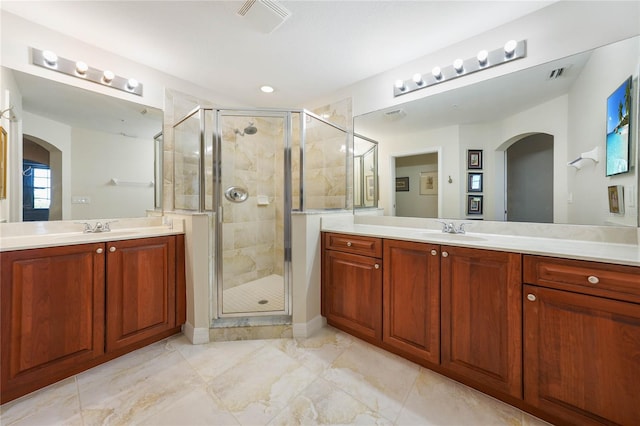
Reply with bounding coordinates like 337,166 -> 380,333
244,122 -> 258,135
233,121 -> 258,137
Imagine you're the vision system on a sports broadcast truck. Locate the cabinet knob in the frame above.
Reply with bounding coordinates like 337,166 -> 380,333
430,249 -> 438,256
96,248 -> 103,254
109,246 -> 116,253
374,264 -> 380,269
527,294 -> 537,302
346,241 -> 352,247
442,251 -> 449,258
587,275 -> 599,284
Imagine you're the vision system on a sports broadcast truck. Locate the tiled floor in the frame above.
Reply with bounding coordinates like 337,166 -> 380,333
223,275 -> 285,314
0,327 -> 552,426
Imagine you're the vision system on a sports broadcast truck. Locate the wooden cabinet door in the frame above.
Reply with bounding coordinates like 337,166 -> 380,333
0,243 -> 105,403
106,236 -> 176,352
524,285 -> 640,425
383,239 -> 440,364
323,249 -> 382,343
441,246 -> 522,398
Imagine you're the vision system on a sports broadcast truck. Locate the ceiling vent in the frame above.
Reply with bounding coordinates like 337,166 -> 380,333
383,109 -> 406,121
237,0 -> 291,34
548,67 -> 565,80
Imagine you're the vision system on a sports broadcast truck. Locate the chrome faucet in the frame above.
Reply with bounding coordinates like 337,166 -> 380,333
76,220 -> 117,233
436,221 -> 471,234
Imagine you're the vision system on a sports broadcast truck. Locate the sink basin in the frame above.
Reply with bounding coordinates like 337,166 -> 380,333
421,232 -> 487,242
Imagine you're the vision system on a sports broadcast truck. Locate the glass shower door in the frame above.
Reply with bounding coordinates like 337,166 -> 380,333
216,112 -> 290,317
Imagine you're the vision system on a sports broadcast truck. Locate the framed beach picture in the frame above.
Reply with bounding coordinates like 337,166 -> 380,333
606,76 -> 632,176
467,195 -> 483,215
467,172 -> 483,192
467,150 -> 483,169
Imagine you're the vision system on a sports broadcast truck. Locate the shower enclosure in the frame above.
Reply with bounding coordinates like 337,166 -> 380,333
173,107 -> 350,327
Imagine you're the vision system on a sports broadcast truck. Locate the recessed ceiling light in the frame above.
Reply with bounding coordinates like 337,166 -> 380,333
260,85 -> 274,93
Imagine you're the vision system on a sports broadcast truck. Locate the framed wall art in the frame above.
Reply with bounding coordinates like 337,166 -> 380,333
467,149 -> 483,169
467,195 -> 483,215
396,176 -> 409,192
467,172 -> 483,192
419,171 -> 437,195
606,76 -> 631,176
608,185 -> 624,214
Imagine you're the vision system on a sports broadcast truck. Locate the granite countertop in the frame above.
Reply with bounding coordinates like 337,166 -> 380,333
0,218 -> 184,252
321,222 -> 640,267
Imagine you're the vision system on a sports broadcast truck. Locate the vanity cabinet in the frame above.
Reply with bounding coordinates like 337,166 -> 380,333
0,234 -> 185,404
441,246 -> 522,399
382,239 -> 440,364
0,243 -> 106,404
322,233 -> 383,343
523,255 -> 640,425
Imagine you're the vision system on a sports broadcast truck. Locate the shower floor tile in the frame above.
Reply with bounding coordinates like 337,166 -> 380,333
223,274 -> 284,313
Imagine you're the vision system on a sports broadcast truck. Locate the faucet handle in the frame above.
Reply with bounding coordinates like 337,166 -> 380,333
103,220 -> 118,232
435,220 -> 449,232
75,221 -> 92,233
456,222 -> 473,234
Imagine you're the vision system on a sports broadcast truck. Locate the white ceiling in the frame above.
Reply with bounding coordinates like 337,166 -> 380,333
1,0 -> 555,108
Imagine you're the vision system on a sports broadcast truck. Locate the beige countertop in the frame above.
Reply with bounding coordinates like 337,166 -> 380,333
0,218 -> 184,252
321,221 -> 640,267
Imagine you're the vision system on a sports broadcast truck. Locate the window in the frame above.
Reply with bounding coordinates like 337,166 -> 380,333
23,161 -> 51,210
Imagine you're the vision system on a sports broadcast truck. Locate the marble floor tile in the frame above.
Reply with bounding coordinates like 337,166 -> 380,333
321,339 -> 420,422
207,344 -> 318,425
396,368 -> 525,426
0,377 -> 81,426
268,377 -> 393,425
0,327 -> 554,426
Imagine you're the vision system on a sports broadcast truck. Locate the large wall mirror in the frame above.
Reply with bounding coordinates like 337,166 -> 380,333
6,67 -> 163,222
355,36 -> 639,227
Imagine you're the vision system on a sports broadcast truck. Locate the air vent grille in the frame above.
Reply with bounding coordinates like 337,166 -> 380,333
548,67 -> 565,79
236,0 -> 291,33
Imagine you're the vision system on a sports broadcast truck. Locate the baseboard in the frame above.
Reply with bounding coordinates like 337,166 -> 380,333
182,322 -> 210,344
292,315 -> 326,338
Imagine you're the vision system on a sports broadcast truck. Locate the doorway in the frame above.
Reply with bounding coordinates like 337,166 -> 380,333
393,151 -> 439,218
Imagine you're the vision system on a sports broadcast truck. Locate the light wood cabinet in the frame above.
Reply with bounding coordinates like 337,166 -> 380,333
441,246 -> 522,399
382,239 -> 440,364
322,233 -> 382,343
0,234 -> 185,404
523,255 -> 640,425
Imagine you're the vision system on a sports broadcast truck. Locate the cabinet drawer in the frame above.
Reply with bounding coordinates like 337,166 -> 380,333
324,232 -> 382,257
523,255 -> 640,303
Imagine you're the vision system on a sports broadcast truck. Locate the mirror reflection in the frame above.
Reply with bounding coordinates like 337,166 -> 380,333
355,36 -> 639,227
7,68 -> 162,221
353,134 -> 378,209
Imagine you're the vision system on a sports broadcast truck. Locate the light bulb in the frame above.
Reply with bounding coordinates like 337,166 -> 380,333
260,85 -> 274,93
477,50 -> 488,66
412,73 -> 424,85
504,40 -> 517,57
453,58 -> 464,74
394,79 -> 406,90
75,61 -> 88,75
432,66 -> 442,80
126,78 -> 139,91
102,70 -> 115,83
42,50 -> 58,67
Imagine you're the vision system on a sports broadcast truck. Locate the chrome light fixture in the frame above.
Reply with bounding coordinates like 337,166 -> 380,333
32,48 -> 143,96
393,39 -> 526,97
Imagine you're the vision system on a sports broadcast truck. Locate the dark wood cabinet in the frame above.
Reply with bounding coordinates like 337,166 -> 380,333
523,255 -> 640,425
440,246 -> 522,399
106,236 -> 176,352
322,233 -> 382,343
1,243 -> 106,403
0,234 -> 185,404
382,239 -> 440,364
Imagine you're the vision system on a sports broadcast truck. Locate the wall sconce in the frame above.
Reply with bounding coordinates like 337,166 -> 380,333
568,146 -> 599,170
32,48 -> 143,96
393,39 -> 526,97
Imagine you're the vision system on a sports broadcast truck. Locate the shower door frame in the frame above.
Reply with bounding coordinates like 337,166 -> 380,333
213,108 -> 295,323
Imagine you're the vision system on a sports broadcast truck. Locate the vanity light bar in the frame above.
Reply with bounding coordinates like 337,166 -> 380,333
393,40 -> 526,97
32,48 -> 143,96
